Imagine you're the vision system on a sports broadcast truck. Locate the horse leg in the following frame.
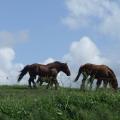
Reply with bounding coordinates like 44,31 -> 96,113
36,76 -> 40,84
80,78 -> 86,90
54,78 -> 59,90
31,76 -> 36,88
28,77 -> 32,88
32,80 -> 37,88
39,80 -> 43,86
46,80 -> 51,89
47,77 -> 54,89
80,73 -> 88,90
103,79 -> 108,89
89,76 -> 95,90
50,79 -> 54,89
96,79 -> 102,90
37,76 -> 43,86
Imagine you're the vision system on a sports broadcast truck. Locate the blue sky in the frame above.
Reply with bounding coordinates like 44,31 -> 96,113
0,0 -> 111,64
0,0 -> 120,85
0,0 -> 76,63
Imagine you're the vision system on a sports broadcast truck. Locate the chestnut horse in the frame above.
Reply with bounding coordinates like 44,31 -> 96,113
18,61 -> 71,89
74,63 -> 118,90
36,61 -> 71,86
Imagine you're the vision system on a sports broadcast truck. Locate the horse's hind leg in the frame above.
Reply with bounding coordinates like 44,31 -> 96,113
80,73 -> 88,90
46,81 -> 50,89
54,79 -> 59,90
28,77 -> 32,88
89,76 -> 95,90
80,78 -> 86,90
36,76 -> 43,86
30,76 -> 37,88
103,79 -> 108,89
96,79 -> 102,90
36,76 -> 40,84
32,79 -> 37,88
39,80 -> 43,86
46,79 -> 51,89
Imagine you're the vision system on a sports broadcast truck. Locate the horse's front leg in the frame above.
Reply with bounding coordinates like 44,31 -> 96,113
54,78 -> 59,90
46,77 -> 51,89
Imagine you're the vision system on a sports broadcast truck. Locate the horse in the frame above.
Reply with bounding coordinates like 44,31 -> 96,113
36,61 -> 71,86
18,61 -> 71,89
74,63 -> 118,90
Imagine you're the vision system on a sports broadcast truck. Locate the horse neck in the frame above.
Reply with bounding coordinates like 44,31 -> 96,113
47,63 -> 62,72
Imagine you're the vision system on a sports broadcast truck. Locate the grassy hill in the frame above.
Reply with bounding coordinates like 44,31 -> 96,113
0,85 -> 120,120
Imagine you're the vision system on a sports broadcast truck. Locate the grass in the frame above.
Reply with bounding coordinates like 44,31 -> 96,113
0,85 -> 120,120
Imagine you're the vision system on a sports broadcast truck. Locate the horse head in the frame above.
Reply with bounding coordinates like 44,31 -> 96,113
62,63 -> 71,76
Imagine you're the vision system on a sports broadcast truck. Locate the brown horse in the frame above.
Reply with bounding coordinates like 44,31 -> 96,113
74,63 -> 118,90
18,61 -> 71,89
36,61 -> 71,86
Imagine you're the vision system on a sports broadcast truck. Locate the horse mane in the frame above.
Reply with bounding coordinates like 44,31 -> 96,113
46,61 -> 64,66
52,61 -> 63,64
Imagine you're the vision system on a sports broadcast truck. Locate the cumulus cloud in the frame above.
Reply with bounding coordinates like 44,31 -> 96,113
0,34 -> 116,88
0,30 -> 29,85
0,48 -> 15,70
0,47 -> 26,85
0,30 -> 29,47
63,36 -> 110,88
63,0 -> 120,38
43,58 -> 55,64
64,36 -> 109,65
42,37 -> 112,88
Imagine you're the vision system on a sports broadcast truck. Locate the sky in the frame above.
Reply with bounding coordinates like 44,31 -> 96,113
0,0 -> 120,87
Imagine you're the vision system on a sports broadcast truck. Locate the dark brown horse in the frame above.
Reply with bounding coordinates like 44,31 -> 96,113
18,61 -> 71,89
36,61 -> 71,86
74,63 -> 118,90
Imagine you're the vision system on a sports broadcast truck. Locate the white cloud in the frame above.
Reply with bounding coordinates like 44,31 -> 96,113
64,36 -> 109,65
0,47 -> 26,85
43,58 -> 55,64
0,30 -> 29,47
0,30 -> 29,85
0,35 -> 116,88
0,48 -> 15,71
63,0 -> 120,38
63,36 -> 110,88
42,37 -> 111,88
0,30 -> 28,84
0,36 -> 118,88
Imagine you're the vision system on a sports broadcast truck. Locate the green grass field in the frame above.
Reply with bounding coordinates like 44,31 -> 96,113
0,85 -> 120,120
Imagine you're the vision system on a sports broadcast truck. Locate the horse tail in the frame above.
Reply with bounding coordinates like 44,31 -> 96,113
74,67 -> 82,82
18,65 -> 29,82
